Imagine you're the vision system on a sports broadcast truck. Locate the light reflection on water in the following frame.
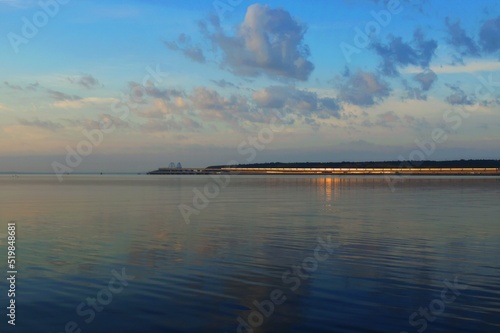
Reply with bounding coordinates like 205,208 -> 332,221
0,175 -> 499,333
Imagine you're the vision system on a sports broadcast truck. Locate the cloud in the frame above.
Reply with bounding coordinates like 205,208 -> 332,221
404,60 -> 500,74
190,86 -> 228,110
18,117 -> 64,131
189,87 -> 252,125
252,85 -> 342,118
165,33 -> 206,63
210,79 -> 238,89
136,98 -> 181,119
53,97 -> 119,109
4,82 -> 22,90
479,16 -> 500,53
413,69 -> 437,91
139,117 -> 202,133
128,83 -> 341,130
68,74 -> 101,89
445,83 -> 474,105
146,86 -> 185,101
371,28 -> 437,76
253,86 -> 295,109
402,82 -> 426,101
127,81 -> 186,103
403,114 -> 432,133
186,87 -> 298,125
320,98 -> 342,116
63,114 -> 130,130
100,113 -> 130,129
4,81 -> 38,91
338,70 -> 390,106
445,18 -> 479,56
403,68 -> 437,100
133,85 -> 293,127
200,4 -> 314,81
47,89 -> 81,101
376,111 -> 401,128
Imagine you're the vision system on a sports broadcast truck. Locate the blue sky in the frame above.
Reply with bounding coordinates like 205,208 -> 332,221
1,0 -> 500,173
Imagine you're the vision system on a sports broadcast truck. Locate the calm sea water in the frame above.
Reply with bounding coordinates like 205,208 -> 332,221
1,175 -> 499,333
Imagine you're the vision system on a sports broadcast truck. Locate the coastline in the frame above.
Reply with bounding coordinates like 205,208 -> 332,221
147,166 -> 500,176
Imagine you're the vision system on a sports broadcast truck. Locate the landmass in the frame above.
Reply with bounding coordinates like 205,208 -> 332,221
147,159 -> 500,175
207,159 -> 500,169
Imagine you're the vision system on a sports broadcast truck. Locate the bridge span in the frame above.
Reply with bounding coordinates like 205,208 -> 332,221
147,167 -> 500,175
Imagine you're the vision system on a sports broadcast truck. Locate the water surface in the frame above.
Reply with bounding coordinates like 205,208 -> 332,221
1,175 -> 499,332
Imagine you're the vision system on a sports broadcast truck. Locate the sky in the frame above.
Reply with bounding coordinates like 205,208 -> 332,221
1,0 -> 500,173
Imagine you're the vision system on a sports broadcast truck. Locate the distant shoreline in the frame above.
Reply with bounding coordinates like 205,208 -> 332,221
207,159 -> 500,169
147,159 -> 500,176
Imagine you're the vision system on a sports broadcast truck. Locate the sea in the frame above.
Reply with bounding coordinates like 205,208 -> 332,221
0,175 -> 499,333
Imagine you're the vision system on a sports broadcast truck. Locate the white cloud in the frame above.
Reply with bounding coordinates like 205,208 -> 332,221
404,60 -> 500,74
199,4 -> 314,81
53,97 -> 119,109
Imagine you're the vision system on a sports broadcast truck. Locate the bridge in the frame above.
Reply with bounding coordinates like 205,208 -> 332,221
147,167 -> 500,175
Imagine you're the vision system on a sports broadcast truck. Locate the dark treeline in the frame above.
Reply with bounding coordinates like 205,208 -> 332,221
207,159 -> 500,169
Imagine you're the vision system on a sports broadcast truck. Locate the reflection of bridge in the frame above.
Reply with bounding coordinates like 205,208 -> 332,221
147,167 -> 500,175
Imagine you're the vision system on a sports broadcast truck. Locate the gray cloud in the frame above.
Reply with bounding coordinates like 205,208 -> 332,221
190,86 -> 234,110
253,86 -> 315,110
372,29 -> 437,76
320,98 -> 342,116
402,82 -> 426,101
18,117 -> 64,131
445,83 -> 474,105
479,16 -> 500,53
210,79 -> 238,89
402,69 -> 437,101
189,87 -> 252,125
361,111 -> 401,128
414,69 -> 437,91
4,82 -> 22,90
126,82 -> 148,105
128,84 -> 251,126
165,33 -> 206,63
252,85 -> 342,118
445,18 -> 479,56
47,89 -> 81,101
68,74 -> 101,89
4,81 -> 39,91
126,83 -> 188,120
130,83 -> 342,130
200,4 -> 314,81
338,71 -> 390,106
376,111 -> 401,128
127,81 -> 186,103
413,28 -> 438,66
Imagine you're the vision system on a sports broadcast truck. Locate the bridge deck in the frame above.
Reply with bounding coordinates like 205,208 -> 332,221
148,167 -> 500,175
